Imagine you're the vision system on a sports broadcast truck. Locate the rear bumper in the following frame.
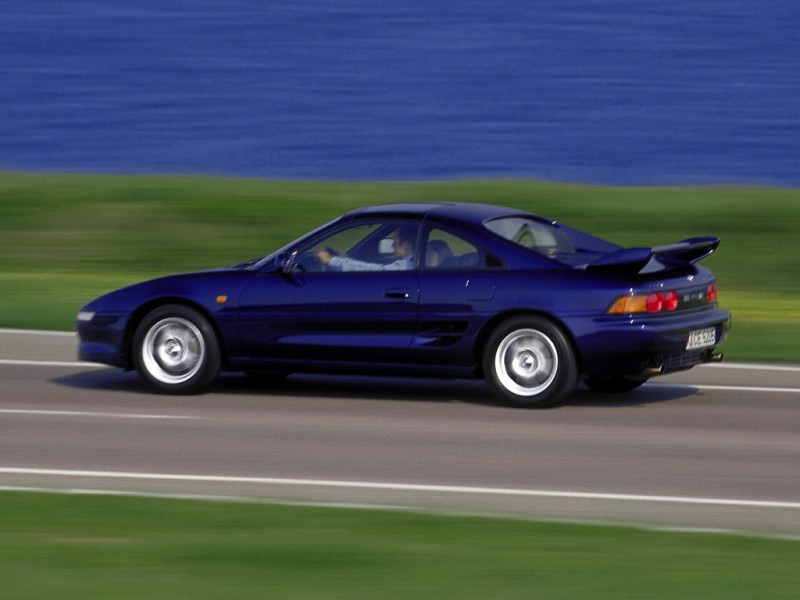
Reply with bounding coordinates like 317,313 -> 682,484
636,347 -> 724,379
577,307 -> 731,378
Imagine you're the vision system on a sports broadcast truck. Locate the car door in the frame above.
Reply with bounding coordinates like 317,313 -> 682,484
411,225 -> 501,367
237,220 -> 421,365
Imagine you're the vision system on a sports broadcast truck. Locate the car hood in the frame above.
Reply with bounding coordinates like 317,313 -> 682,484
79,267 -> 250,314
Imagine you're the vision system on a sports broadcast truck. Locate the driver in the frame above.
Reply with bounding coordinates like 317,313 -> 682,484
316,226 -> 416,271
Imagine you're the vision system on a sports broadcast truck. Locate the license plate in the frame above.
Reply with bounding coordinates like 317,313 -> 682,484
686,327 -> 716,350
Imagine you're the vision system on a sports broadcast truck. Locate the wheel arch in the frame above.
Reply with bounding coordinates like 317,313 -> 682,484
123,298 -> 227,370
473,309 -> 583,378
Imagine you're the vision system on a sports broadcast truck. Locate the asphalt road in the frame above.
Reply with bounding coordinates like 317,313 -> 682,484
1,329 -> 799,536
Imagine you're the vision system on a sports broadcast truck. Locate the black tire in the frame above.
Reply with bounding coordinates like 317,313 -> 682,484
483,316 -> 578,408
132,304 -> 221,394
584,376 -> 646,393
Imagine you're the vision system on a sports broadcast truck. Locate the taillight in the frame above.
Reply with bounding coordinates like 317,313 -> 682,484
663,290 -> 678,311
608,290 -> 679,315
707,283 -> 718,304
646,293 -> 663,313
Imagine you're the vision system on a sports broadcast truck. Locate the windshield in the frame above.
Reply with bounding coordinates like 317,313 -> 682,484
484,217 -> 620,267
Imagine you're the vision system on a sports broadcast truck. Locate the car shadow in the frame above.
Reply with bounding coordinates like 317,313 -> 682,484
213,373 -> 501,406
567,382 -> 699,407
51,368 -> 146,393
52,368 -> 698,408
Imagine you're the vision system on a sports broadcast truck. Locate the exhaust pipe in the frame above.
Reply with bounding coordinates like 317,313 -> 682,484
634,351 -> 721,380
640,366 -> 664,378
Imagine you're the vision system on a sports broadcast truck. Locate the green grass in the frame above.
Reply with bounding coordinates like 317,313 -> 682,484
1,171 -> 798,361
1,491 -> 799,599
2,175 -> 799,597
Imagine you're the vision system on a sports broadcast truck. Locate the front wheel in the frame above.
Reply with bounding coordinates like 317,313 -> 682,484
483,316 -> 578,408
133,305 -> 221,394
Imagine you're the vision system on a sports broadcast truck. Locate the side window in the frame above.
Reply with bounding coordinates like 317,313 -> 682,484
423,228 -> 501,270
311,224 -> 384,259
295,221 -> 419,272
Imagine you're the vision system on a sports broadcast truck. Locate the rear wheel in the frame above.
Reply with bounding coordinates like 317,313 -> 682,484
133,305 -> 221,394
483,316 -> 578,408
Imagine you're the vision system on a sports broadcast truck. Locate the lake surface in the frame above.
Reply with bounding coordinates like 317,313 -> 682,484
2,1 -> 798,186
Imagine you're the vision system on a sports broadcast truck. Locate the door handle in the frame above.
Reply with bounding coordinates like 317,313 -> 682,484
385,290 -> 412,299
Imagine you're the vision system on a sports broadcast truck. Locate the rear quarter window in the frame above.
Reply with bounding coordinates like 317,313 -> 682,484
484,217 -> 620,267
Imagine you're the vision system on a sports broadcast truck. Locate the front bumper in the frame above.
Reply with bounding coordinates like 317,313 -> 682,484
76,313 -> 130,368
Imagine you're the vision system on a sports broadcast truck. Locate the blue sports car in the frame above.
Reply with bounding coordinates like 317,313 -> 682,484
76,203 -> 730,407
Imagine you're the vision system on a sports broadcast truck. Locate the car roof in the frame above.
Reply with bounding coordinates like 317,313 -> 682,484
345,202 -> 553,226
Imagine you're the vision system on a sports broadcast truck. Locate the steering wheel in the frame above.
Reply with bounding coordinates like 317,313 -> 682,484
293,251 -> 322,272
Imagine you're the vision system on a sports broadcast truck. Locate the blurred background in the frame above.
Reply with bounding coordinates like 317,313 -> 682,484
1,1 -> 798,361
1,7 -> 799,594
2,0 -> 798,185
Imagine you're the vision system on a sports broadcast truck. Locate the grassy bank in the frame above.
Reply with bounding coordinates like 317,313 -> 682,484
1,491 -> 799,599
1,172 -> 798,362
3,175 -> 799,598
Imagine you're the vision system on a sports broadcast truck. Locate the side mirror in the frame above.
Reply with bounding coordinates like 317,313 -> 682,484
278,251 -> 298,274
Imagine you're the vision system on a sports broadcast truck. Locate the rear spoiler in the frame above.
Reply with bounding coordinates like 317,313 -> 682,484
587,237 -> 720,274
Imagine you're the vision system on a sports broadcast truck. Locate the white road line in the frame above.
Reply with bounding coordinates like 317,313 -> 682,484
0,328 -> 75,337
700,362 -> 800,373
693,384 -> 800,394
0,359 -> 106,368
1,467 -> 799,511
646,382 -> 800,395
0,409 -> 196,420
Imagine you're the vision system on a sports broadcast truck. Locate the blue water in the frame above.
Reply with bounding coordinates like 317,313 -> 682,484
2,1 -> 798,185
